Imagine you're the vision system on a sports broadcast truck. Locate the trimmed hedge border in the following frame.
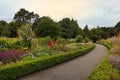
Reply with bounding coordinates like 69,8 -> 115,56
0,45 -> 95,80
97,43 -> 112,50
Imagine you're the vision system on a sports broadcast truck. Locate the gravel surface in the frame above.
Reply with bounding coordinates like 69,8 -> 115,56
17,44 -> 108,80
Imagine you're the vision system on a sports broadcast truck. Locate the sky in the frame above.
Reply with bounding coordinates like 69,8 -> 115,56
0,0 -> 120,29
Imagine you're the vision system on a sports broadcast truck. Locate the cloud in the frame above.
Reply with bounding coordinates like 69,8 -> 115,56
0,0 -> 120,28
12,0 -> 91,20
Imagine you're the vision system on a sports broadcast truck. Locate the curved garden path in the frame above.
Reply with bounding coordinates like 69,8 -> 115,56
18,44 -> 108,80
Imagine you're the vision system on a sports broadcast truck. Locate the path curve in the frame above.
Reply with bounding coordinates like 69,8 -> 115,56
18,44 -> 108,80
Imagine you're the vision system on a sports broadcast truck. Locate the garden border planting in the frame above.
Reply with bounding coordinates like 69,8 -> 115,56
87,43 -> 112,80
87,52 -> 111,80
0,45 -> 95,80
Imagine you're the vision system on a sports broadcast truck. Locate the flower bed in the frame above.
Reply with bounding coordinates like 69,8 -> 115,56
0,45 -> 95,80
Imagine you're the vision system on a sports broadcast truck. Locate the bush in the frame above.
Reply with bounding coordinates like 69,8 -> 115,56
0,44 -> 95,80
17,24 -> 34,49
83,37 -> 90,43
39,36 -> 52,46
108,54 -> 120,72
0,49 -> 25,64
97,39 -> 113,50
75,35 -> 83,43
0,39 -> 25,50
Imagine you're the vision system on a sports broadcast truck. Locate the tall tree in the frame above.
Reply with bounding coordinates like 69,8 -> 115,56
83,25 -> 89,37
14,8 -> 39,24
59,18 -> 83,39
7,21 -> 22,37
59,18 -> 73,38
71,18 -> 83,38
0,20 -> 8,36
34,16 -> 61,38
115,21 -> 120,33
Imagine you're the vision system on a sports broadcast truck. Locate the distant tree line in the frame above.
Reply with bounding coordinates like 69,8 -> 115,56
83,24 -> 119,42
0,8 -> 83,39
0,8 -> 120,42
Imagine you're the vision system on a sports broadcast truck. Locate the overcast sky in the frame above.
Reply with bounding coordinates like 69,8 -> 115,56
0,0 -> 120,28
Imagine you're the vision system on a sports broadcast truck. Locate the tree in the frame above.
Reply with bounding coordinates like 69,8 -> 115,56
71,18 -> 83,38
14,8 -> 39,24
115,21 -> 120,33
89,28 -> 103,42
59,18 -> 83,39
34,16 -> 61,38
0,20 -> 8,36
59,18 -> 73,38
83,25 -> 89,37
6,21 -> 22,37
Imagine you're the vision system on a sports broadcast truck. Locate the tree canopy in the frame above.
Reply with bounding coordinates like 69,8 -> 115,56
0,8 -> 120,43
14,8 -> 39,23
59,18 -> 83,39
115,21 -> 120,33
34,16 -> 61,38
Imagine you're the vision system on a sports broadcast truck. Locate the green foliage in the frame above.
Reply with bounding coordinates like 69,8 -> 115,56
89,28 -> 106,42
88,26 -> 117,42
6,21 -> 21,37
88,39 -> 120,80
87,53 -> 111,80
97,39 -> 113,50
56,38 -> 66,44
14,8 -> 39,23
115,21 -> 120,33
34,16 -> 61,38
83,25 -> 89,38
0,45 -> 95,80
17,24 -> 34,49
59,18 -> 83,39
0,38 -> 23,50
38,36 -> 52,46
0,21 -> 8,37
109,68 -> 119,80
83,37 -> 90,43
75,35 -> 83,43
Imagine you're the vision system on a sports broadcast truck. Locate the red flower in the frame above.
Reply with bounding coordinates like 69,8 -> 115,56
48,40 -> 54,49
57,40 -> 60,45
48,40 -> 51,46
50,41 -> 54,49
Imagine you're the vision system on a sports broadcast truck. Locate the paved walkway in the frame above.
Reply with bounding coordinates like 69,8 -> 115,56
17,44 -> 108,80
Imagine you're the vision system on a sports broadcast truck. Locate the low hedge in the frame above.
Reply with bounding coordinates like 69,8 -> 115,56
87,53 -> 111,80
0,45 -> 95,80
97,42 -> 112,50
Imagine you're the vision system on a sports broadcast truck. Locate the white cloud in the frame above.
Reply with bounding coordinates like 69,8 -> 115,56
0,0 -> 120,28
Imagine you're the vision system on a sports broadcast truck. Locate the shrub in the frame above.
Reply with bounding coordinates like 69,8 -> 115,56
75,35 -> 83,43
97,39 -> 113,50
57,38 -> 66,44
39,36 -> 51,46
83,37 -> 90,43
108,54 -> 120,72
0,49 -> 25,64
0,44 -> 95,80
0,38 -> 24,50
17,24 -> 34,50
